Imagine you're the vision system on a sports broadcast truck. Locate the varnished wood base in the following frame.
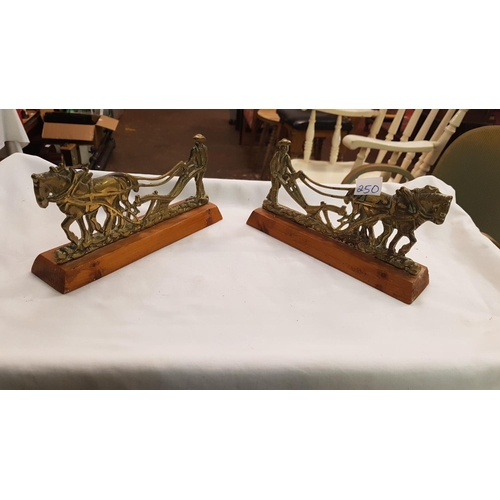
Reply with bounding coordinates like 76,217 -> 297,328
247,208 -> 429,304
32,203 -> 223,294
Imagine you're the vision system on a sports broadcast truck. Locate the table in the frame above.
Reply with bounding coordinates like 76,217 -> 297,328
1,153 -> 500,389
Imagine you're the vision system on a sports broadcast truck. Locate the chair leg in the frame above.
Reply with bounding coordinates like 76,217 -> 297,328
248,116 -> 261,165
254,121 -> 269,170
264,125 -> 277,169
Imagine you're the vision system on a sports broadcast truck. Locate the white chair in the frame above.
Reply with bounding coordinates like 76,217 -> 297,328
292,109 -> 468,185
342,109 -> 468,181
290,109 -> 383,184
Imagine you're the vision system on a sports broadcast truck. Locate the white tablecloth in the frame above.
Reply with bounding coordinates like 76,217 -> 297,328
1,153 -> 500,389
0,109 -> 29,155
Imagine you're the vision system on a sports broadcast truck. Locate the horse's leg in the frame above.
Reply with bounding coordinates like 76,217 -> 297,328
104,208 -> 124,236
388,231 -> 403,254
357,223 -> 366,241
360,224 -> 371,242
367,223 -> 376,245
111,199 -> 127,231
87,209 -> 102,233
360,209 -> 378,244
375,223 -> 393,249
76,216 -> 93,247
398,230 -> 416,256
103,196 -> 128,234
102,205 -> 117,236
122,193 -> 138,216
61,215 -> 80,245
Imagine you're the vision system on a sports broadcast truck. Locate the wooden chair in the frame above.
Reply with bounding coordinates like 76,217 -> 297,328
238,109 -> 260,149
341,125 -> 500,247
277,109 -> 359,158
239,109 -> 281,178
286,109 -> 383,184
254,109 -> 281,179
342,109 -> 468,181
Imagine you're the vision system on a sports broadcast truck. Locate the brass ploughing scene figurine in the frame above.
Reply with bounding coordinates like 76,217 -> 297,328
262,139 -> 453,275
32,134 -> 210,264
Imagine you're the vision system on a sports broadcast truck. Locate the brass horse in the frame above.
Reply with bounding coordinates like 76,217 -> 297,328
341,185 -> 453,256
261,137 -> 454,275
31,134 -> 210,263
32,164 -> 140,246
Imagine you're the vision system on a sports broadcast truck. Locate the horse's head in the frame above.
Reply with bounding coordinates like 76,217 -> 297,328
31,164 -> 73,208
416,185 -> 453,225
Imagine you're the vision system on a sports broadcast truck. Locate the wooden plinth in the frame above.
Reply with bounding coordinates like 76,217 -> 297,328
247,208 -> 429,304
32,203 -> 222,294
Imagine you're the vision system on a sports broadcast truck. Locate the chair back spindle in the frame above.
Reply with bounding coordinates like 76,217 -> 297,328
389,109 -> 423,169
354,109 -> 387,168
341,109 -> 468,182
303,110 -> 316,163
375,109 -> 406,164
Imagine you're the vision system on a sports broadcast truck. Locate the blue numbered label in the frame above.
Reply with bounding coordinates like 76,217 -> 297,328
354,177 -> 383,197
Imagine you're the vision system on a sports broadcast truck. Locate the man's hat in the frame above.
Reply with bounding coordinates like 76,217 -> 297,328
277,138 -> 291,147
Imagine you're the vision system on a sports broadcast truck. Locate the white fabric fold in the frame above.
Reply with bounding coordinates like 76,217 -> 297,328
0,109 -> 29,153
